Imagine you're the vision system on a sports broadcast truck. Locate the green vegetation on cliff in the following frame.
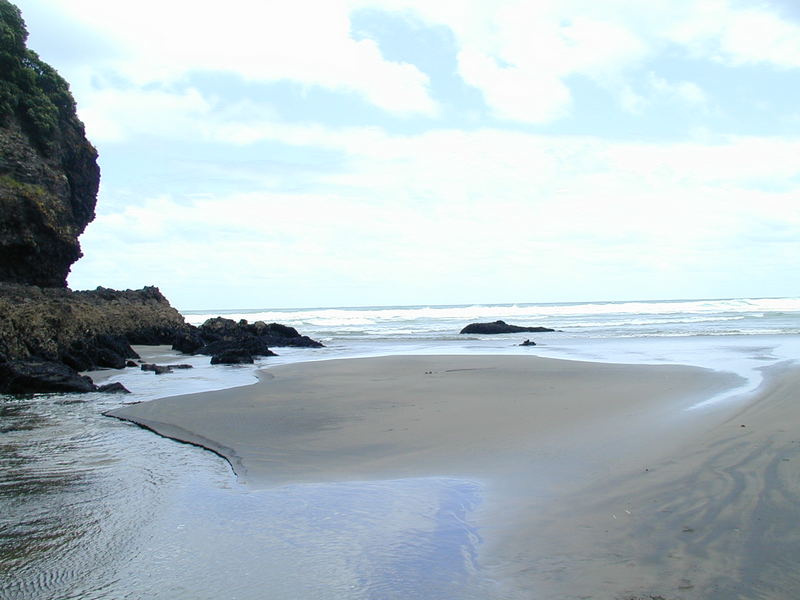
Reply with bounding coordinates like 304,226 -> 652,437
0,0 -> 99,287
0,0 -> 77,152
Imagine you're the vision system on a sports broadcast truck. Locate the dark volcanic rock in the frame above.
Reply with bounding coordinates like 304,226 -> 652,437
198,337 -> 276,359
0,2 -> 100,287
211,350 -> 254,365
172,317 -> 322,362
254,321 -> 324,348
0,284 -> 189,394
98,382 -> 130,394
172,328 -> 205,354
460,321 -> 556,335
140,363 -> 173,375
62,334 -> 139,371
0,358 -> 96,393
198,317 -> 240,338
0,284 -> 188,364
196,317 -> 324,349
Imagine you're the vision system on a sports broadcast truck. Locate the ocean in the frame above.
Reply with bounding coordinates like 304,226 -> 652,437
177,297 -> 800,401
184,296 -> 800,343
2,296 -> 799,599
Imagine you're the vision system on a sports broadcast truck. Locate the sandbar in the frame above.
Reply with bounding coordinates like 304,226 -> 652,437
108,354 -> 800,598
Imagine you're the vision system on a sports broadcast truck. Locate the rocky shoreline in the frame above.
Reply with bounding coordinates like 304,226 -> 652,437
0,283 -> 187,392
0,283 -> 325,394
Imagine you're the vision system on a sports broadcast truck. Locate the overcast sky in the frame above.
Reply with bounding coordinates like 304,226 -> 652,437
14,0 -> 800,309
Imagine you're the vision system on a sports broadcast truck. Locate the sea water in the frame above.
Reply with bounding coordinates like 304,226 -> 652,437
184,296 -> 800,397
2,297 -> 799,599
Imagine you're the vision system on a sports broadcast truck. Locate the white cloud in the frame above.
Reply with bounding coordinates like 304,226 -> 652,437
363,0 -> 800,123
456,48 -> 572,123
78,87 -> 213,143
14,0 -> 796,304
30,0 -> 437,117
621,73 -> 710,113
672,80 -> 707,105
71,121 -> 800,305
670,3 -> 800,68
419,1 -> 648,123
25,0 -> 800,131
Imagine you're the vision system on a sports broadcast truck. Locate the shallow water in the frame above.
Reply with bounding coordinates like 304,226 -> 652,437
2,328 -> 798,599
0,389 -> 490,600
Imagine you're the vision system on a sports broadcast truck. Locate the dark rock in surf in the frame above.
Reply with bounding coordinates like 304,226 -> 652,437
171,317 -> 323,362
519,339 -> 536,346
140,363 -> 172,375
172,328 -> 205,354
192,317 -> 324,350
98,382 -> 130,394
460,321 -> 556,335
210,350 -> 254,365
249,321 -> 324,347
198,337 -> 276,359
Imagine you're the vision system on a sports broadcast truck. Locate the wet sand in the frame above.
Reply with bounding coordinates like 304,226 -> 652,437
108,355 -> 800,599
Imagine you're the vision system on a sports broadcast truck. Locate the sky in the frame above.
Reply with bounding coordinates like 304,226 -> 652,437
12,0 -> 800,309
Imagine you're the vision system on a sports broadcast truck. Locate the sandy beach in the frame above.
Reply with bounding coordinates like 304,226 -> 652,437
109,354 -> 800,599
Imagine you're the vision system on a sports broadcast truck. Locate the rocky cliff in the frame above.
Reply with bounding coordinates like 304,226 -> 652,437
0,3 -> 321,394
0,0 -> 99,287
0,2 -> 190,393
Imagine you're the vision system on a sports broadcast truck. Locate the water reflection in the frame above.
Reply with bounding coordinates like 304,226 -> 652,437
0,391 -> 489,600
111,477 -> 487,600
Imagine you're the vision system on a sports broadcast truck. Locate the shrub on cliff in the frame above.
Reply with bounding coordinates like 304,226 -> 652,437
0,0 -> 99,287
0,0 -> 76,153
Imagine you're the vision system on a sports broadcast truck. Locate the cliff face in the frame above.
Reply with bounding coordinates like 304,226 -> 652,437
0,2 -> 194,394
0,1 -> 99,287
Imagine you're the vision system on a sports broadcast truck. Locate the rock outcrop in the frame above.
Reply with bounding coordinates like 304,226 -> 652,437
97,382 -> 130,394
173,317 -> 324,365
0,356 -> 96,394
0,284 -> 188,363
459,320 -> 556,334
0,284 -> 190,392
210,350 -> 255,365
0,1 -> 100,287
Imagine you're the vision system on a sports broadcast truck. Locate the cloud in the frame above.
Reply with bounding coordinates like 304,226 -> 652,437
26,0 -> 800,132
405,1 -> 648,123
455,48 -> 573,123
669,3 -> 800,68
619,73 -> 709,115
364,0 -> 800,123
30,0 -> 437,117
71,121 -> 800,305
78,87 -> 213,143
15,0 -> 796,304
